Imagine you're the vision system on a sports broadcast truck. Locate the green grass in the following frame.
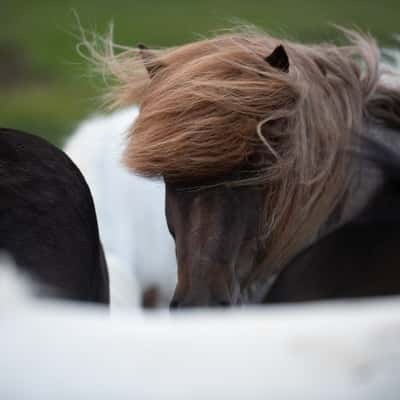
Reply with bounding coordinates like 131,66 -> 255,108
1,0 -> 399,145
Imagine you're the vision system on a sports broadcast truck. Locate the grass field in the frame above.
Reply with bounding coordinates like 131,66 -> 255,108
1,0 -> 399,145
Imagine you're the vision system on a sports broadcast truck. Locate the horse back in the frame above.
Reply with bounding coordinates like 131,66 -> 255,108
0,128 -> 109,303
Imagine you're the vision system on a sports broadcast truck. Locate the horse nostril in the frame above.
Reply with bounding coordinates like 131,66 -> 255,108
169,295 -> 232,308
169,299 -> 181,309
209,297 -> 231,307
169,299 -> 179,309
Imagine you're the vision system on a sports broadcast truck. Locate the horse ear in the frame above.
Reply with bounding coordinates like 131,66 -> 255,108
138,43 -> 164,78
265,45 -> 289,73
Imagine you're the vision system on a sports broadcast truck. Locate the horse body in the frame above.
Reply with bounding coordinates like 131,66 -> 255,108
89,29 -> 400,307
65,108 -> 176,307
0,128 -> 109,303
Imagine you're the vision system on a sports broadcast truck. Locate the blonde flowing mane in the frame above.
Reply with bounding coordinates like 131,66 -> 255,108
83,27 -> 398,273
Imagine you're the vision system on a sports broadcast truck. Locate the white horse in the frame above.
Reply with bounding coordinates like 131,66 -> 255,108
64,107 -> 176,309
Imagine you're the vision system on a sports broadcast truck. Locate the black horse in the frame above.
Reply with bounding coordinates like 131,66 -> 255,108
0,128 -> 109,303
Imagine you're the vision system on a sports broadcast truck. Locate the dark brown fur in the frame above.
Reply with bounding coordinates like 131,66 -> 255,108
0,128 -> 109,303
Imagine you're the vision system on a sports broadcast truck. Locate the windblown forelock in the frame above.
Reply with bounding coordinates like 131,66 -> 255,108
123,38 -> 301,181
128,103 -> 262,181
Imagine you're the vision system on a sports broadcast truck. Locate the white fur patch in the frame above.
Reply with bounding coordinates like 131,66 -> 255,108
65,107 -> 176,309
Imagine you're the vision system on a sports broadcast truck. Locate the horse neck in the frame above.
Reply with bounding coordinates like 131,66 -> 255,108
248,96 -> 400,303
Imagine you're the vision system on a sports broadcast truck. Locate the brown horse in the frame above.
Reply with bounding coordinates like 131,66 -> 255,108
87,28 -> 400,307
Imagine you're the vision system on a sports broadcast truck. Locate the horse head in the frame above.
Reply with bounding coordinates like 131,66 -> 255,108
165,176 -> 268,307
138,43 -> 295,307
96,29 -> 387,307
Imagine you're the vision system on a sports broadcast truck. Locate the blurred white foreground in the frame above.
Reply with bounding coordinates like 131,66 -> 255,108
1,266 -> 400,400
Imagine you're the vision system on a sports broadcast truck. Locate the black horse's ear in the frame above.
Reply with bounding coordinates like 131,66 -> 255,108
138,43 -> 164,78
265,45 -> 289,73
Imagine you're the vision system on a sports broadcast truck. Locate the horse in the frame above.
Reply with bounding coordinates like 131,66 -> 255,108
86,28 -> 400,307
0,127 -> 109,303
65,107 -> 176,308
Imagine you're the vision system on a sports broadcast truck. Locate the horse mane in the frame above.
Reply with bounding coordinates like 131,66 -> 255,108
83,27 -> 400,272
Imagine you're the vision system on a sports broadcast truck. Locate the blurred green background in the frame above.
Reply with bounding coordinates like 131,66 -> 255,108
1,0 -> 399,146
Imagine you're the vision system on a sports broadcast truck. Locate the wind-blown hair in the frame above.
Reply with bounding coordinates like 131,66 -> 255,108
83,27 -> 399,270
